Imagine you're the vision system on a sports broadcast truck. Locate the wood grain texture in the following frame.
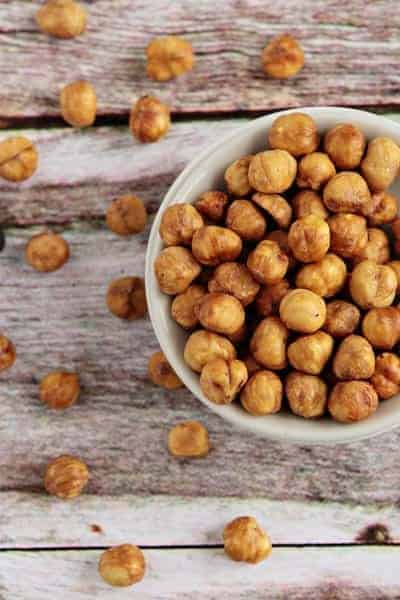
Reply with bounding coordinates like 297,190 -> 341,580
0,1 -> 399,121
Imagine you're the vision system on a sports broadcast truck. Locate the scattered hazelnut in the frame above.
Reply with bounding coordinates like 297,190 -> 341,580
333,334 -> 375,380
106,276 -> 146,320
349,260 -> 397,309
323,172 -> 372,216
224,155 -> 253,197
130,96 -> 171,143
286,372 -> 327,418
353,228 -> 390,265
261,34 -> 304,79
292,190 -> 328,220
196,292 -> 245,336
362,307 -> 400,350
296,253 -> 347,298
159,203 -> 203,246
247,240 -> 289,285
288,215 -> 330,263
0,335 -> 16,372
44,455 -> 89,499
255,279 -> 290,317
296,152 -> 336,191
361,137 -> 400,192
388,260 -> 400,292
208,262 -> 260,306
192,226 -> 242,266
200,358 -> 248,404
249,150 -> 297,194
39,371 -> 80,410
26,231 -> 69,272
250,316 -> 288,370
148,351 -> 183,390
36,0 -> 86,39
106,195 -> 147,236
60,80 -> 96,128
323,123 -> 366,170
0,136 -> 38,182
223,516 -> 272,563
368,192 -> 398,226
328,213 -> 368,259
171,284 -> 206,329
146,35 -> 195,81
328,381 -> 378,423
252,193 -> 292,229
194,191 -> 229,221
240,370 -> 283,415
99,545 -> 146,587
226,199 -> 266,241
184,330 -> 236,373
280,289 -> 326,333
155,246 -> 201,294
267,112 -> 318,156
371,353 -> 400,400
323,300 -> 360,338
168,421 -> 210,458
288,331 -> 334,375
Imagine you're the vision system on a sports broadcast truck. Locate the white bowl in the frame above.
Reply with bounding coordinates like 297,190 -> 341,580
146,107 -> 400,445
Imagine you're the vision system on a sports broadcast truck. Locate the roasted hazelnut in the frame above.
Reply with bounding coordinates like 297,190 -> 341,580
184,330 -> 236,373
0,136 -> 38,182
36,0 -> 86,39
349,260 -> 397,309
155,246 -> 201,294
262,34 -> 304,79
196,292 -> 245,336
192,226 -> 242,266
323,123 -> 366,170
288,331 -> 334,375
208,262 -> 260,306
296,253 -> 347,298
265,229 -> 296,270
44,455 -> 89,499
200,358 -> 248,404
369,192 -> 398,226
255,279 -> 290,317
39,372 -> 80,410
60,80 -> 96,128
267,112 -> 318,156
361,137 -> 400,192
146,35 -> 195,81
26,232 -> 69,272
248,150 -> 297,194
106,276 -> 147,319
353,228 -> 390,265
292,190 -> 328,220
280,289 -> 326,333
130,95 -> 171,143
296,152 -> 336,191
106,195 -> 147,236
328,213 -> 368,259
194,191 -> 229,221
250,316 -> 288,370
168,421 -> 210,458
0,335 -> 16,372
362,307 -> 400,350
371,353 -> 400,400
288,215 -> 330,263
286,372 -> 327,418
323,172 -> 372,216
224,155 -> 253,197
242,353 -> 262,377
223,516 -> 272,563
240,370 -> 283,415
323,300 -> 360,338
226,199 -> 266,241
387,260 -> 400,292
159,203 -> 203,246
171,284 -> 206,329
333,335 -> 375,380
247,240 -> 289,285
99,545 -> 146,588
252,193 -> 292,229
148,351 -> 183,390
328,381 -> 378,423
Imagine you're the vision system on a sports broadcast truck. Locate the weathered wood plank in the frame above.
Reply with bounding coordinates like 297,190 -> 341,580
0,1 -> 399,120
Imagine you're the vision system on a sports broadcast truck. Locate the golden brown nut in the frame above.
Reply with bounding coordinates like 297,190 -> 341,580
44,455 -> 89,499
200,358 -> 248,404
323,172 -> 372,216
288,331 -> 334,375
362,307 -> 400,350
247,240 -> 289,285
208,262 -> 260,306
194,191 -> 229,222
262,34 -> 304,79
280,289 -> 326,333
26,232 -> 69,272
99,545 -> 146,588
371,353 -> 400,400
106,195 -> 147,236
250,316 -> 288,370
323,300 -> 360,338
224,155 -> 253,197
106,276 -> 147,319
159,204 -> 203,246
265,230 -> 296,270
353,228 -> 390,265
0,335 -> 16,372
155,246 -> 201,294
226,199 -> 266,241
288,215 -> 330,263
248,150 -> 297,194
296,253 -> 347,298
267,113 -> 318,157
388,261 -> 400,293
192,226 -> 242,266
252,193 -> 292,229
286,372 -> 327,418
168,421 -> 210,458
130,96 -> 171,143
0,136 -> 38,182
361,137 -> 400,192
146,35 -> 195,81
36,0 -> 86,39
60,80 -> 96,128
323,123 -> 366,170
369,192 -> 398,226
148,351 -> 183,390
39,372 -> 80,410
171,284 -> 206,329
223,516 -> 272,563
333,335 -> 375,380
328,213 -> 368,259
296,152 -> 336,191
240,370 -> 283,415
349,260 -> 397,309
255,279 -> 290,317
328,381 -> 378,423
242,353 -> 262,377
292,190 -> 328,220
184,330 -> 236,373
196,292 -> 245,335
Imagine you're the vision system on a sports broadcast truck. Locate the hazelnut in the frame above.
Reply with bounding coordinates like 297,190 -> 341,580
371,353 -> 400,400
323,300 -> 360,338
146,35 -> 195,81
296,253 -> 347,298
328,213 -> 368,259
44,455 -> 89,499
171,284 -> 206,329
328,381 -> 378,423
353,228 -> 390,265
168,421 -> 210,458
0,335 -> 16,372
288,331 -> 334,375
255,279 -> 290,317
226,199 -> 266,241
265,229 -> 296,270
286,372 -> 327,418
333,335 -> 375,380
247,240 -> 289,285
297,152 -> 336,191
0,136 -> 38,182
361,137 -> 400,192
240,370 -> 283,415
280,289 -> 326,333
155,246 -> 201,294
288,215 -> 330,263
267,112 -> 318,157
148,351 -> 183,390
323,123 -> 366,169
39,372 -> 80,410
99,545 -> 145,588
159,203 -> 203,246
194,191 -> 229,222
252,193 -> 292,229
196,292 -> 245,336
200,358 -> 248,404
106,195 -> 147,236
130,96 -> 171,143
26,232 -> 69,272
106,276 -> 146,319
349,260 -> 397,309
261,34 -> 304,79
192,226 -> 242,266
323,172 -> 372,216
250,316 -> 288,370
369,192 -> 398,226
388,261 -> 400,292
208,262 -> 260,306
248,150 -> 297,194
223,516 -> 272,563
224,155 -> 253,197
60,80 -> 96,128
292,190 -> 328,220
242,353 -> 262,377
184,330 -> 236,373
362,307 -> 400,350
36,0 -> 86,39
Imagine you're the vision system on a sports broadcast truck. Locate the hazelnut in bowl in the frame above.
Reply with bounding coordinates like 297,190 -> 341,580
146,107 -> 400,444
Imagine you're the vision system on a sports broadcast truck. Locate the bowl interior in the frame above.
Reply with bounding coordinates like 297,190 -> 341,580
146,107 -> 400,444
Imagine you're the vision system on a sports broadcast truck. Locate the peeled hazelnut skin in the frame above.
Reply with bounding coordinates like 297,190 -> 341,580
255,279 -> 290,317
296,253 -> 347,298
362,307 -> 400,350
39,372 -> 80,410
296,152 -> 336,190
36,0 -> 86,39
349,260 -> 397,309
286,371 -> 327,418
388,261 -> 400,293
353,228 -> 390,265
371,353 -> 400,400
323,123 -> 366,170
155,246 -> 201,295
262,34 -> 304,79
194,191 -> 229,222
248,150 -> 297,194
130,96 -> 171,143
196,292 -> 245,336
106,195 -> 147,236
223,516 -> 272,564
184,330 -> 236,373
240,370 -> 283,415
369,192 -> 398,226
60,80 -> 96,128
168,421 -> 210,458
171,284 -> 206,329
208,262 -> 260,306
99,545 -> 146,588
146,35 -> 195,81
252,193 -> 292,229
0,335 -> 16,372
226,199 -> 266,241
247,240 -> 289,285
44,455 -> 89,499
159,203 -> 204,246
288,331 -> 334,375
333,334 -> 375,380
280,289 -> 327,334
26,232 -> 69,272
288,215 -> 330,263
224,155 -> 253,197
267,113 -> 318,157
200,358 -> 248,405
328,381 -> 378,423
192,226 -> 242,266
328,213 -> 368,259
323,300 -> 360,338
106,276 -> 147,319
250,316 -> 288,370
361,136 -> 400,192
0,136 -> 38,182
292,190 -> 328,220
323,172 -> 372,216
148,351 -> 183,390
